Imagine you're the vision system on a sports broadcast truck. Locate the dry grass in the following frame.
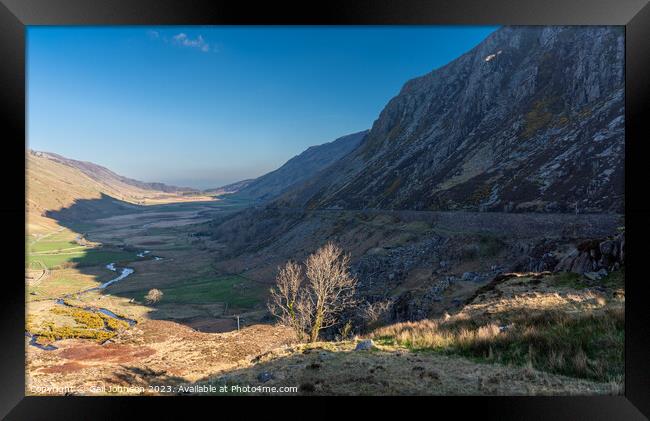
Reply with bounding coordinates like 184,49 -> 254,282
371,271 -> 625,383
200,339 -> 617,396
372,303 -> 623,383
26,321 -> 297,395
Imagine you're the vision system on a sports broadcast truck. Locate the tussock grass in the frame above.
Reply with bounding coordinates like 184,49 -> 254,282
371,307 -> 623,382
551,269 -> 624,290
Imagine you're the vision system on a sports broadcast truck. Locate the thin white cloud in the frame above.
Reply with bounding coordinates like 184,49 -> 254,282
172,33 -> 211,53
146,30 -> 214,53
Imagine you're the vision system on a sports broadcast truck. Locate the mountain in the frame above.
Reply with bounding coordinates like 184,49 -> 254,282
234,130 -> 368,201
204,179 -> 255,196
33,151 -> 199,194
276,26 -> 624,213
26,150 -> 207,233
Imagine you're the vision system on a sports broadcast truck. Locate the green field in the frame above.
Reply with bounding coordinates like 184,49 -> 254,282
27,249 -> 136,269
30,240 -> 84,253
28,274 -> 101,299
131,275 -> 267,309
29,229 -> 79,252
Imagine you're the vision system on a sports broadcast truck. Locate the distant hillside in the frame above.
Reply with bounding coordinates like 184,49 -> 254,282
26,150 -> 209,233
276,27 -> 624,213
33,151 -> 199,194
204,179 -> 254,196
234,130 -> 368,202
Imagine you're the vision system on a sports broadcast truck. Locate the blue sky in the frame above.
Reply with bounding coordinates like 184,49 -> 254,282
27,26 -> 497,189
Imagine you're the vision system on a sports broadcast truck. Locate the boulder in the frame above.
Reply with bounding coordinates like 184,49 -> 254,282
584,271 -> 605,281
355,339 -> 375,351
257,372 -> 274,383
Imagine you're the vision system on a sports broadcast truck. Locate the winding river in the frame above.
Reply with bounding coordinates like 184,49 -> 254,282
27,250 -> 160,350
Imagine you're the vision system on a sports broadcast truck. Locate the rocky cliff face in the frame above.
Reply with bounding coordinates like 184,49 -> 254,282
277,26 -> 624,213
235,130 -> 368,201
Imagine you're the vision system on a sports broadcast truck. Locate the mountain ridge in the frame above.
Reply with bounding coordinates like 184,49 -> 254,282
274,26 -> 624,214
233,130 -> 368,202
31,150 -> 200,194
26,150 -> 212,233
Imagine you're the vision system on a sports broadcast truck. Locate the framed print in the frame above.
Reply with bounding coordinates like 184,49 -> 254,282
1,0 -> 649,418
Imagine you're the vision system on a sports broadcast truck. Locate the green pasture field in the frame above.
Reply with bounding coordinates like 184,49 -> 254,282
129,275 -> 267,310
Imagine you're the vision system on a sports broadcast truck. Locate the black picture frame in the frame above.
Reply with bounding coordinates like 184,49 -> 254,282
2,0 -> 649,418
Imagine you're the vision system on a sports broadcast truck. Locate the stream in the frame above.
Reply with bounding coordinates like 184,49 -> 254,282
27,250 -> 158,350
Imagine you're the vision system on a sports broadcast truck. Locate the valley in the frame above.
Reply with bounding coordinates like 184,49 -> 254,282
25,190 -> 624,395
25,25 -> 625,396
26,194 -> 295,393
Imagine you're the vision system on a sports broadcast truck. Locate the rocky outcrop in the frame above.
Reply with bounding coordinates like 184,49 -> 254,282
352,236 -> 449,293
391,291 -> 423,321
555,232 -> 625,274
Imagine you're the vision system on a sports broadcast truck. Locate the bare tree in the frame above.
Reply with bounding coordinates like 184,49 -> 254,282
304,242 -> 357,342
145,288 -> 163,305
268,242 -> 357,342
268,261 -> 309,341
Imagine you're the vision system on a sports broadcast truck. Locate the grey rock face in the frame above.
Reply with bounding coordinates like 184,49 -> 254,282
277,27 -> 624,213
